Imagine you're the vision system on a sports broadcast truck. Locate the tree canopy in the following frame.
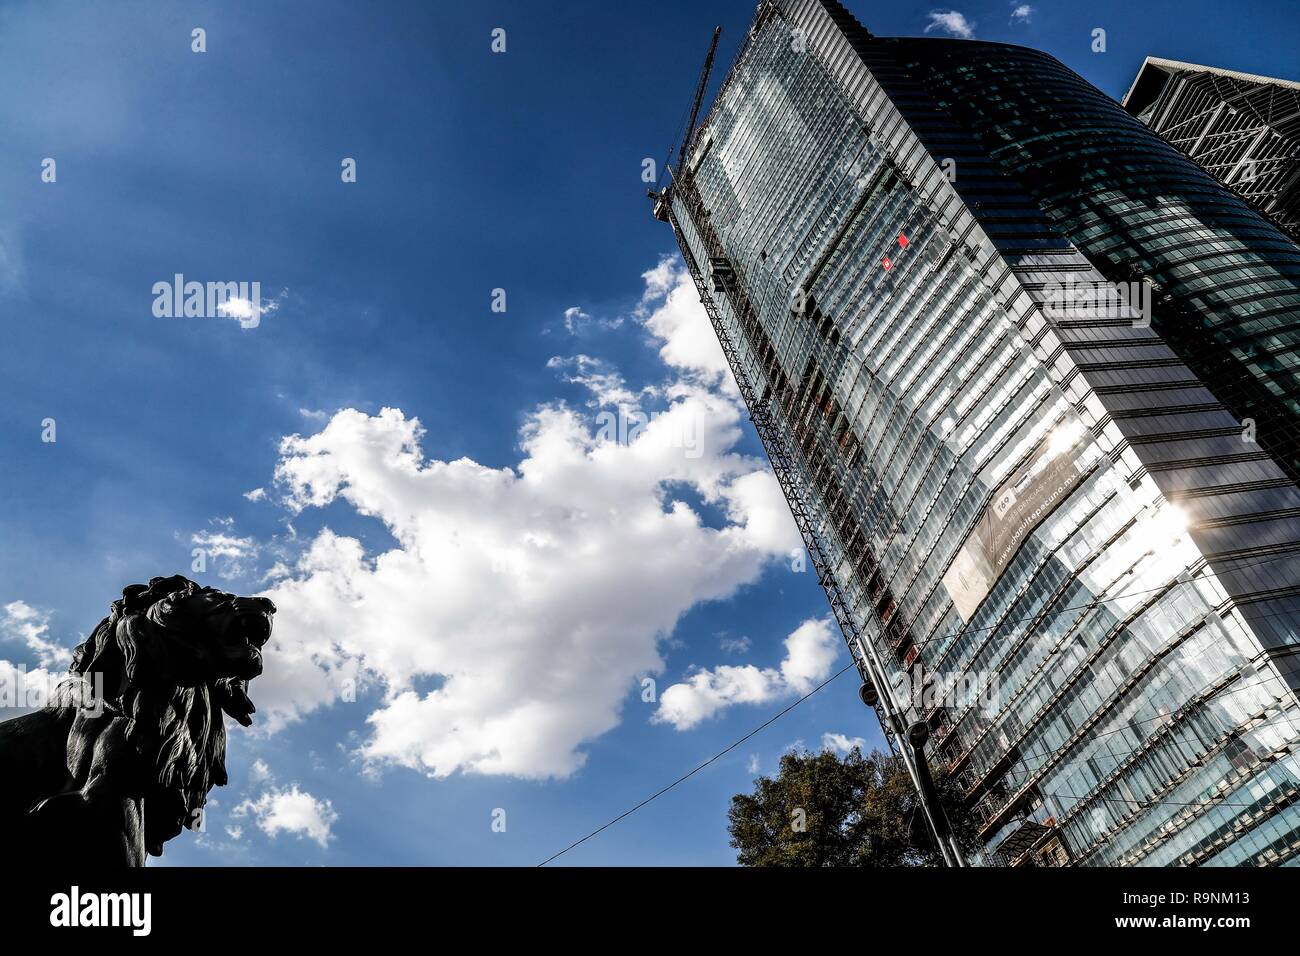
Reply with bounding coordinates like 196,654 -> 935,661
727,745 -> 979,866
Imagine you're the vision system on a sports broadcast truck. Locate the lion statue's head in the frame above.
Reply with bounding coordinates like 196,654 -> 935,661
68,574 -> 275,855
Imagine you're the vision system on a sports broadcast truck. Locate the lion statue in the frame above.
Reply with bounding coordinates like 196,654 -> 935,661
0,575 -> 274,866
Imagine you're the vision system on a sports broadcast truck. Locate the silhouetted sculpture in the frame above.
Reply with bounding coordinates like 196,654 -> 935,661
0,575 -> 274,865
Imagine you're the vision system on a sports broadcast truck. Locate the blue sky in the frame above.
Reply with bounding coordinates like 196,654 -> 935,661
0,0 -> 1296,866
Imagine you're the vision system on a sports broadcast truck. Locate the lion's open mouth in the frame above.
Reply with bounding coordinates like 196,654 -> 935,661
230,607 -> 273,678
241,610 -> 273,647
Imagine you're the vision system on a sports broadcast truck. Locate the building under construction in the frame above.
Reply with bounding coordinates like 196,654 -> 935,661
652,0 -> 1300,865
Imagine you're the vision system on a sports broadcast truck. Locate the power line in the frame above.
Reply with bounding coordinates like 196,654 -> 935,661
535,659 -> 1294,868
536,660 -> 858,866
530,541 -> 1297,866
530,528 -> 1296,867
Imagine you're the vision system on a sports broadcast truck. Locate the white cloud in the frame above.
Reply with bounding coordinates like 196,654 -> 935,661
564,306 -> 591,332
1009,4 -> 1033,24
192,531 -> 256,560
719,633 -> 751,655
0,601 -> 70,669
653,618 -> 838,730
249,275 -> 801,779
822,732 -> 867,755
191,524 -> 258,580
924,10 -> 976,38
217,289 -> 284,329
262,561 -> 293,583
0,660 -> 63,717
562,305 -> 623,335
249,758 -> 273,783
243,487 -> 268,502
546,354 -> 647,407
255,398 -> 799,776
180,256 -> 810,783
746,753 -> 761,774
638,257 -> 732,388
225,825 -> 244,841
232,784 -> 337,848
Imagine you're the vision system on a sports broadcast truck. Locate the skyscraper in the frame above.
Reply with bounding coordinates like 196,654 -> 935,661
1124,57 -> 1300,236
654,0 -> 1300,866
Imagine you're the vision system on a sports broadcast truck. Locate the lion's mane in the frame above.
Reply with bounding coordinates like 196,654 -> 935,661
70,576 -> 230,814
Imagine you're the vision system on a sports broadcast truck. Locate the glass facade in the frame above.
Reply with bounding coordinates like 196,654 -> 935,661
659,0 -> 1300,865
889,40 -> 1300,484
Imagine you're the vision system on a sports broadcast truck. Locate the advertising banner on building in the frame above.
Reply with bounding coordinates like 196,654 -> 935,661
942,428 -> 1089,621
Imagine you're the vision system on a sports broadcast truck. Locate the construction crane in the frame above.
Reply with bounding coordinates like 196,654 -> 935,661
678,26 -> 722,174
651,25 -> 722,222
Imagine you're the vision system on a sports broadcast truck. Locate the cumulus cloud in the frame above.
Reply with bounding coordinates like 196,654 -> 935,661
822,732 -> 867,755
232,784 -> 337,847
638,257 -> 731,388
192,531 -> 256,560
1009,4 -> 1033,24
0,601 -> 70,669
924,10 -> 976,38
246,260 -> 804,780
253,392 -> 799,778
653,618 -> 838,730
180,255 -> 807,783
564,306 -> 591,332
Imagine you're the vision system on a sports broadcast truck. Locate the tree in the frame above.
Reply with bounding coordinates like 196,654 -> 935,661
727,745 -> 979,866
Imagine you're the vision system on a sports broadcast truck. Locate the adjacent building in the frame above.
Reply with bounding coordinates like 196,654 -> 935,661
654,0 -> 1300,865
1124,57 -> 1300,236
